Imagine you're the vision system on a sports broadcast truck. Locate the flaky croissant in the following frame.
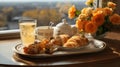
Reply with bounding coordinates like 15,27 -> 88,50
49,34 -> 70,46
63,35 -> 88,48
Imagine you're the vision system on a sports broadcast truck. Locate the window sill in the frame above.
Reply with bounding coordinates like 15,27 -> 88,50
0,29 -> 20,40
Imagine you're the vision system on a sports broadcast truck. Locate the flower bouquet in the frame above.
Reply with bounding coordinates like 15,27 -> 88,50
68,0 -> 120,38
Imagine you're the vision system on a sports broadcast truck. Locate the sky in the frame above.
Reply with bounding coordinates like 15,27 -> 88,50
0,0 -> 85,2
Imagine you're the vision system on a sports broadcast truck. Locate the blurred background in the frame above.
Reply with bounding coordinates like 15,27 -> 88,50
0,0 -> 86,30
0,0 -> 119,31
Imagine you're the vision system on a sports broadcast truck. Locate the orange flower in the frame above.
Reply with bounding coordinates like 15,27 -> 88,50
85,0 -> 94,6
110,14 -> 120,25
68,5 -> 76,19
68,14 -> 75,19
81,8 -> 87,14
107,2 -> 116,9
68,1 -> 118,35
85,21 -> 97,34
81,7 -> 93,16
78,14 -> 87,20
92,8 -> 104,15
76,19 -> 88,31
103,7 -> 113,16
92,11 -> 105,27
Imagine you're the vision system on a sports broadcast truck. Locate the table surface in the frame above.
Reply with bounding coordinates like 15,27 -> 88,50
0,31 -> 120,67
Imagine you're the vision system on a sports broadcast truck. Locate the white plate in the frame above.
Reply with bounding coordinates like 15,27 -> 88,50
57,43 -> 89,51
13,39 -> 106,58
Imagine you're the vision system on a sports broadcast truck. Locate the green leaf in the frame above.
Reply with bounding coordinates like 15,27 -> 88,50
75,10 -> 81,17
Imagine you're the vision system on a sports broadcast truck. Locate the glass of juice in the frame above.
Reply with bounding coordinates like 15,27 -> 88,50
19,19 -> 37,47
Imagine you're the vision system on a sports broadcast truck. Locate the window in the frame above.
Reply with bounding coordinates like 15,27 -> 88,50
0,0 -> 87,39
0,0 -> 86,30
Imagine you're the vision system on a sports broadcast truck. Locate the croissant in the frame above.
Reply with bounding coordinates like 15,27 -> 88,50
59,34 -> 70,44
49,34 -> 70,46
63,42 -> 79,48
49,37 -> 62,46
63,35 -> 88,48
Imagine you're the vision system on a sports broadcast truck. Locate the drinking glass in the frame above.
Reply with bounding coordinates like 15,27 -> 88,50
19,19 -> 37,47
